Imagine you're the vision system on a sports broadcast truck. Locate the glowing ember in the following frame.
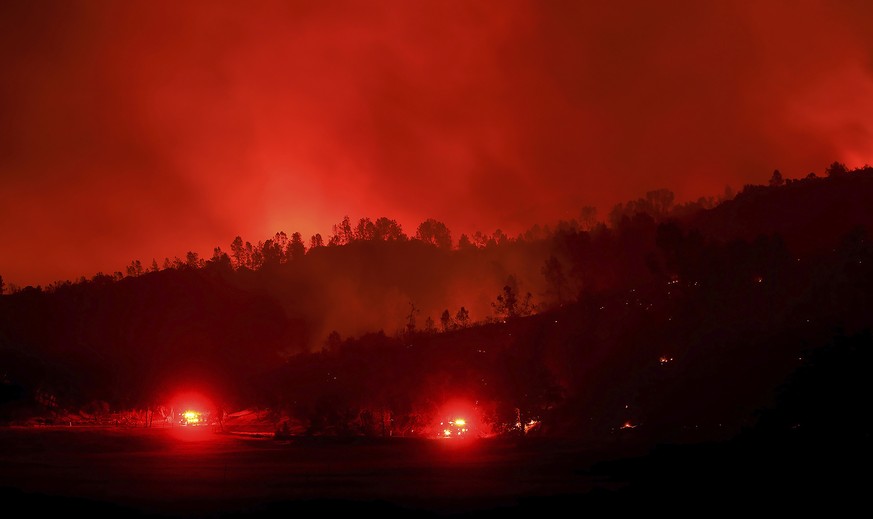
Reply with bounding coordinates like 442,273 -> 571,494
524,420 -> 540,433
621,421 -> 637,429
453,418 -> 466,426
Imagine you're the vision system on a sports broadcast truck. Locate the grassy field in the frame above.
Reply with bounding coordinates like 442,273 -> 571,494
1,425 -> 865,516
0,426 -> 625,517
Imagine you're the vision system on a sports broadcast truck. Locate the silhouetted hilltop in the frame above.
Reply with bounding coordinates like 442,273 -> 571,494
684,165 -> 873,254
1,168 -> 871,451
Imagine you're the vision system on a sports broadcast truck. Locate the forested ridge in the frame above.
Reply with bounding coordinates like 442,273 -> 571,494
1,163 -> 871,445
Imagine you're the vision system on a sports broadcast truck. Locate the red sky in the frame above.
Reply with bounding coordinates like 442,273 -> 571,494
2,0 -> 872,287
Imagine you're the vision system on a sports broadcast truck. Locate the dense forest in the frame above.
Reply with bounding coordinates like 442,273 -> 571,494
1,163 -> 872,448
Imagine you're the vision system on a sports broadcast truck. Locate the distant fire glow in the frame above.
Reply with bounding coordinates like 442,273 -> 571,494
181,410 -> 202,426
169,391 -> 214,428
440,418 -> 470,438
434,398 -> 484,438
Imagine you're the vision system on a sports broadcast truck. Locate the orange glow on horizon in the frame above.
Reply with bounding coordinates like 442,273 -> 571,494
5,1 -> 871,290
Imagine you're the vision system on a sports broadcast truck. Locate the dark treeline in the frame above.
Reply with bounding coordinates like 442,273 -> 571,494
1,163 -> 872,445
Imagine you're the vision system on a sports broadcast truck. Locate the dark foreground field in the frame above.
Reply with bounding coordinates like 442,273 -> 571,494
0,426 -> 863,517
0,426 -> 618,517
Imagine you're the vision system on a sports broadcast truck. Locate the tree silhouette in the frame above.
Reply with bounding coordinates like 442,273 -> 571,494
354,217 -> 376,241
260,238 -> 282,267
609,188 -> 676,226
185,251 -> 202,269
491,229 -> 508,247
230,236 -> 246,269
415,219 -> 452,249
329,216 -> 353,246
769,169 -> 784,187
492,275 -> 534,320
455,306 -> 470,328
289,232 -> 306,261
272,231 -> 289,260
826,161 -> 848,178
472,231 -> 489,248
126,260 -> 144,277
440,309 -> 454,332
374,217 -> 406,241
210,247 -> 231,269
424,316 -> 436,334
